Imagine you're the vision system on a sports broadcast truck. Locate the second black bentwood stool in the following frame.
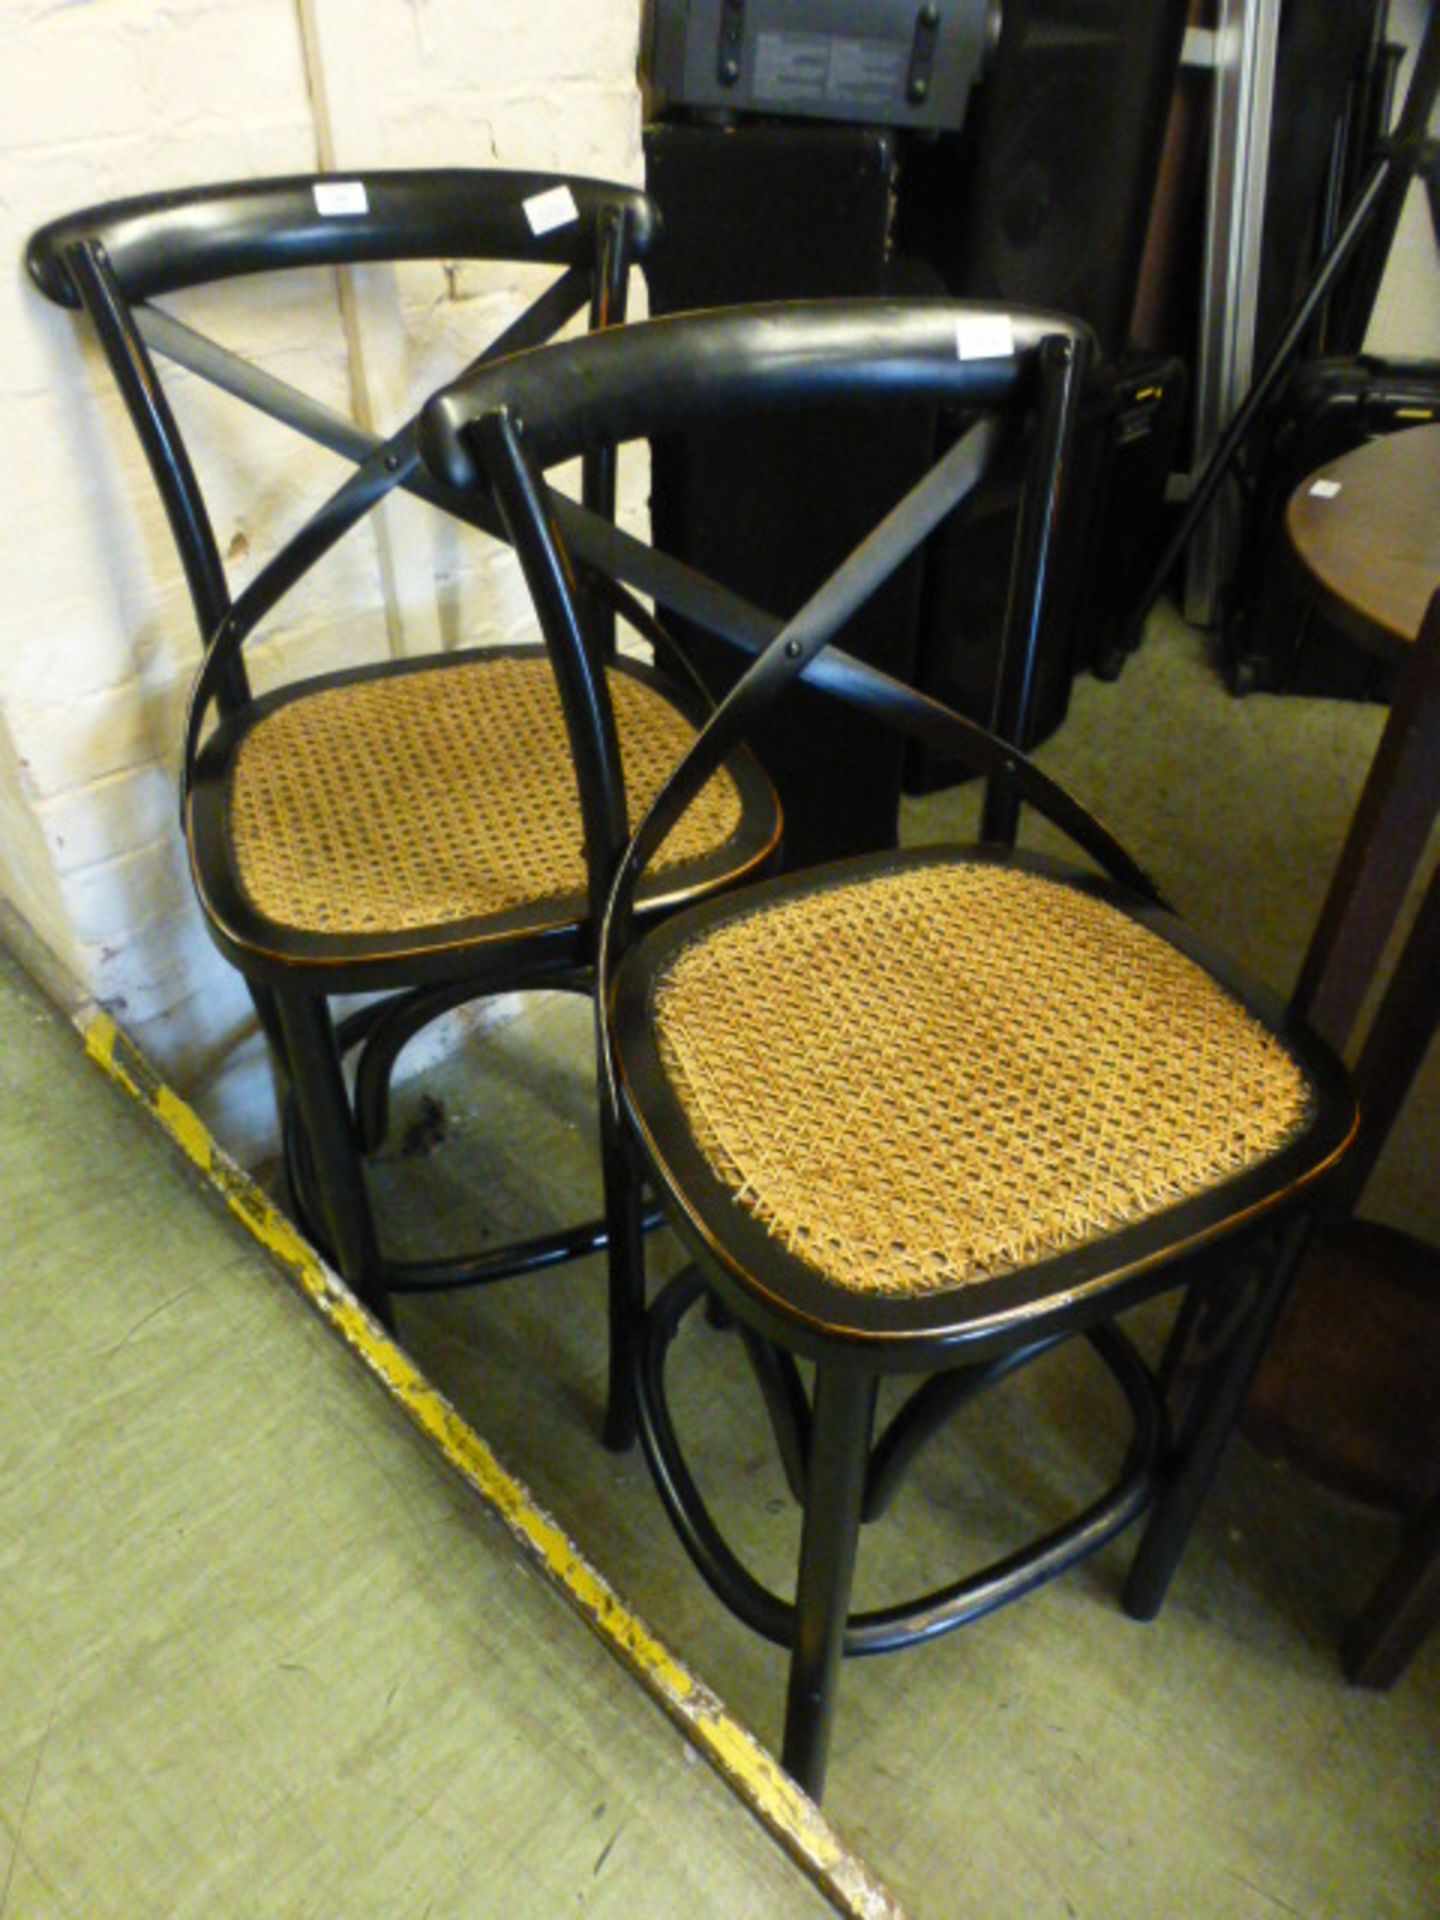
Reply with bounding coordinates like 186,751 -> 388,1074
421,301 -> 1357,1798
27,173 -> 780,1445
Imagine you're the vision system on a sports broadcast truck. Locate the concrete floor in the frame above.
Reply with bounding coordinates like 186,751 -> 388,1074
0,948 -> 843,1917
4,612 -> 1436,1916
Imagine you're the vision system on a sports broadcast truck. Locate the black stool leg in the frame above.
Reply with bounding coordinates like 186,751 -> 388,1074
1124,1216 -> 1311,1620
598,1056 -> 646,1453
274,987 -> 393,1330
781,1365 -> 876,1800
247,979 -> 290,1073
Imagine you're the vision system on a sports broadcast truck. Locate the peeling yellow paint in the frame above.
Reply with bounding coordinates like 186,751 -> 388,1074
77,1004 -> 909,1920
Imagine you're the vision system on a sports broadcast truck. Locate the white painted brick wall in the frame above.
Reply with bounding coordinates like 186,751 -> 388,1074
1,0 -> 645,1160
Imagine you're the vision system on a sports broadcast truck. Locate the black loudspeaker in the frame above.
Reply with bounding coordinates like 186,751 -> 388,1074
644,12 -> 1189,829
900,0 -> 1188,359
644,121 -> 939,866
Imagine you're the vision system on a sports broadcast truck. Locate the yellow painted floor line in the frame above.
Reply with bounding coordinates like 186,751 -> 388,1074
77,1005 -> 910,1920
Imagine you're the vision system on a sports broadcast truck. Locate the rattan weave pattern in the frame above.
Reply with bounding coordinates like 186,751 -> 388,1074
652,861 -> 1313,1297
228,655 -> 742,935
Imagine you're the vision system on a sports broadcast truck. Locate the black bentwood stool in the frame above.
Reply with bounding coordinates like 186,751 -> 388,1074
425,301 -> 1357,1799
28,173 -> 780,1445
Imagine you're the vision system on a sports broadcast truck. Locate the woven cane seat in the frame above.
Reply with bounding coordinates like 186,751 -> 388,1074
224,653 -> 744,939
649,859 -> 1315,1299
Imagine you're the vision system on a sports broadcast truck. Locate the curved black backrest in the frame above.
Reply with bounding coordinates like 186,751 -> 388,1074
28,170 -> 659,306
29,168 -> 657,751
420,299 -> 1085,486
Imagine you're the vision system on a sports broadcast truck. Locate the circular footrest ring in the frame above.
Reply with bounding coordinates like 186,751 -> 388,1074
635,1265 -> 1164,1657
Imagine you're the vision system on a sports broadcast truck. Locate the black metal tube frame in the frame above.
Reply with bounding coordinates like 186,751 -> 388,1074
1118,2 -> 1440,655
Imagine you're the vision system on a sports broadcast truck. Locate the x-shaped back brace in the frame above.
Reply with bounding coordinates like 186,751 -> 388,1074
121,284 -> 1160,911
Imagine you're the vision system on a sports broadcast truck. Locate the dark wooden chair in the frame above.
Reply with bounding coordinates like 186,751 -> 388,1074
422,300 -> 1359,1798
27,173 -> 780,1445
421,301 -> 1357,1797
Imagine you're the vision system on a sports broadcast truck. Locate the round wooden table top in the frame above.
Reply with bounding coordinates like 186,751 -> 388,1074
1285,421 -> 1440,657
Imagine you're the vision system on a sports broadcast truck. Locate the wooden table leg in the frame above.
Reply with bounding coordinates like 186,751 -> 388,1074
1247,591 -> 1440,1680
1342,1489 -> 1440,1688
1289,593 -> 1440,1056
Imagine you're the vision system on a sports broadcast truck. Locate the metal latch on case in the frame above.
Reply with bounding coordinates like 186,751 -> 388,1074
909,4 -> 940,105
717,0 -> 745,86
